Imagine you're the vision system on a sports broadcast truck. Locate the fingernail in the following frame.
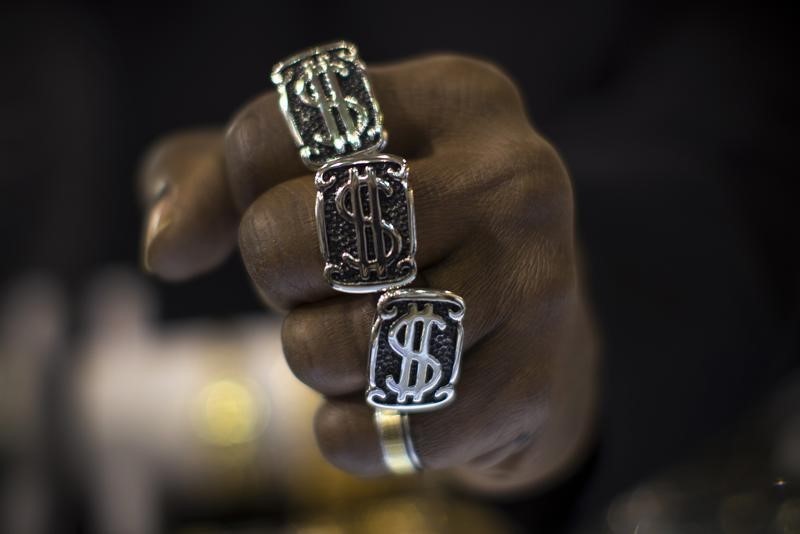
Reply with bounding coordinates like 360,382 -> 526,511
142,195 -> 172,273
149,175 -> 170,206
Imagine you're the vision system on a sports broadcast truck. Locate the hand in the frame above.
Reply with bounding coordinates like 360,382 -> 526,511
139,54 -> 599,493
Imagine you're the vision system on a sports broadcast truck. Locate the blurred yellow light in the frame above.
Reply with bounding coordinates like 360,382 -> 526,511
196,379 -> 263,446
360,500 -> 431,534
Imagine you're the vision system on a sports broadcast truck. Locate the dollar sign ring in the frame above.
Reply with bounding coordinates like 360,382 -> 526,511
271,41 -> 385,169
314,154 -> 417,293
272,43 -> 464,474
367,289 -> 466,413
273,42 -> 416,293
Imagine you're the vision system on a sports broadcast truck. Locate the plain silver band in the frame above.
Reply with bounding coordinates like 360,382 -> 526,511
374,409 -> 422,474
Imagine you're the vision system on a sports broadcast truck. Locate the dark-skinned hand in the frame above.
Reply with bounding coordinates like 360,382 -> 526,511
139,54 -> 599,494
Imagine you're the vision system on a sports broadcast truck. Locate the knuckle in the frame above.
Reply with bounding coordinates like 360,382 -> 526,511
426,53 -> 523,109
224,94 -> 262,153
238,197 -> 274,274
424,53 -> 486,74
281,312 -> 318,383
470,135 -> 571,222
281,312 -> 341,393
471,140 -> 573,283
494,148 -> 577,302
237,181 -> 317,311
223,92 -> 285,208
313,402 -> 347,460
280,303 -> 369,395
529,140 -> 572,205
504,138 -> 572,212
238,197 -> 290,310
314,401 -> 384,476
224,100 -> 262,176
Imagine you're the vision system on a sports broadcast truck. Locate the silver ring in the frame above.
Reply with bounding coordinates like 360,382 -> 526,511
314,154 -> 417,293
374,409 -> 421,474
271,43 -> 465,477
271,41 -> 386,170
367,289 -> 466,413
273,42 -> 415,294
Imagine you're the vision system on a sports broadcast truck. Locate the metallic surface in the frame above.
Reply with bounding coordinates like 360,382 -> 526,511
374,409 -> 421,474
271,41 -> 385,169
367,289 -> 465,413
315,154 -> 416,293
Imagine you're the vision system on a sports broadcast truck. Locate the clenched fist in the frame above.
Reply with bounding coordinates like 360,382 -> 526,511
139,54 -> 599,493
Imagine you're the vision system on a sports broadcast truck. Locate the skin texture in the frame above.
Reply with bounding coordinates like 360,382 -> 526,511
139,54 -> 600,494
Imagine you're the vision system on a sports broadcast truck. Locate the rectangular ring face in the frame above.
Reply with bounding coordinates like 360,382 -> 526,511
271,41 -> 385,168
367,290 -> 465,413
315,155 -> 417,293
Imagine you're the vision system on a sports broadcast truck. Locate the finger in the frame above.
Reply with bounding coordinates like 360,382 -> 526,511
281,294 -> 375,397
314,323 -> 545,476
370,54 -> 529,145
224,54 -> 526,210
223,91 -> 308,211
138,130 -> 238,281
222,58 -> 440,211
313,397 -> 386,476
236,175 -> 320,311
237,152 -> 474,311
280,241 -> 515,398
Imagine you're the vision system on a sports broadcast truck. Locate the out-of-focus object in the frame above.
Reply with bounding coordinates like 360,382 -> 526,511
576,371 -> 800,534
0,275 -> 66,534
1,269 -> 520,533
173,494 -> 520,534
70,269 -> 421,532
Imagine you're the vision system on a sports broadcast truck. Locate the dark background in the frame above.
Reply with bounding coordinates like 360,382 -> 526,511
1,1 -> 797,531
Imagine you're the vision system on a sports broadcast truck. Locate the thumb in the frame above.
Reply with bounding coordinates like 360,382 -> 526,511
138,129 -> 238,281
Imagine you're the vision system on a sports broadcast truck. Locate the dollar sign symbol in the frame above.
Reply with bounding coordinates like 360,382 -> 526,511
385,303 -> 446,403
335,166 -> 402,280
295,55 -> 368,153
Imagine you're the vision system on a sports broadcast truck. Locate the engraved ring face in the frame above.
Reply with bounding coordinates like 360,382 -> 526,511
367,289 -> 465,413
315,154 -> 417,293
271,41 -> 386,169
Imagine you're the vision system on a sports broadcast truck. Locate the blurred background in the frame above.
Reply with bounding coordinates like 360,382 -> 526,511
0,2 -> 797,533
